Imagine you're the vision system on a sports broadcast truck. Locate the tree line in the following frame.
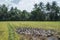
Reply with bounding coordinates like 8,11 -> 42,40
0,1 -> 60,21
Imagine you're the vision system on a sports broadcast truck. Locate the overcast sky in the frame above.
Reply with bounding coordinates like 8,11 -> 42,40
0,0 -> 60,12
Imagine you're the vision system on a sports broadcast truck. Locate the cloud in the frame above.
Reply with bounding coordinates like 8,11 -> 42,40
0,0 -> 17,8
17,0 -> 37,11
11,0 -> 21,4
0,0 -> 60,12
16,0 -> 60,12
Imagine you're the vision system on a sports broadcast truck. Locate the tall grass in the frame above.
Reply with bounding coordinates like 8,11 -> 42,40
8,24 -> 15,40
0,21 -> 60,40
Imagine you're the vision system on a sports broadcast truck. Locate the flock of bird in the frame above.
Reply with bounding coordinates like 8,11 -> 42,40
16,27 -> 56,36
16,27 -> 60,40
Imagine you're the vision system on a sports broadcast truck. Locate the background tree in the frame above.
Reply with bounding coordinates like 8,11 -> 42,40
9,7 -> 22,21
45,2 -> 51,21
21,10 -> 30,21
0,4 -> 8,20
30,2 -> 45,21
50,1 -> 59,21
0,1 -> 60,21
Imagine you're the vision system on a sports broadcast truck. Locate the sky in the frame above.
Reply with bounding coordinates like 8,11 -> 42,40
0,0 -> 60,12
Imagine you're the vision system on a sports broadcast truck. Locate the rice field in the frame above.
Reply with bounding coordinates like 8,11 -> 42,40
0,21 -> 60,40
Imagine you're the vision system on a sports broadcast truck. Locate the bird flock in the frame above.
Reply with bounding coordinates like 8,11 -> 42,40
16,27 -> 60,40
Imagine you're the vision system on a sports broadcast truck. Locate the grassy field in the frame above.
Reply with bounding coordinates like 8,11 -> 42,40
0,21 -> 60,40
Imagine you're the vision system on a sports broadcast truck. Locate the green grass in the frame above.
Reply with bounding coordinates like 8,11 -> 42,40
0,21 -> 60,40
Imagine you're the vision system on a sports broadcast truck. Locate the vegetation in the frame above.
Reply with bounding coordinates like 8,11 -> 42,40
0,21 -> 60,40
0,1 -> 60,40
8,24 -> 15,40
0,1 -> 60,21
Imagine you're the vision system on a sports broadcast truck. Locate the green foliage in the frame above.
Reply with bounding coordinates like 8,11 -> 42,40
0,1 -> 60,21
0,21 -> 60,40
8,24 -> 15,40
